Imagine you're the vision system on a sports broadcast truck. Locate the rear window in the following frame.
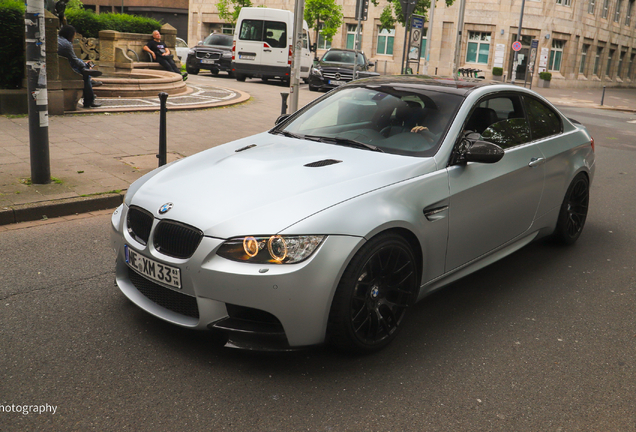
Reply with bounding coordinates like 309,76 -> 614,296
203,34 -> 232,47
239,20 -> 287,48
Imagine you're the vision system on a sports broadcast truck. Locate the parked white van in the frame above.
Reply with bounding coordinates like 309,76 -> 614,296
232,7 -> 313,83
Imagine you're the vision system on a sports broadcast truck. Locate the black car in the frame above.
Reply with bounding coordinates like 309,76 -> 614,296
308,48 -> 379,91
185,33 -> 234,76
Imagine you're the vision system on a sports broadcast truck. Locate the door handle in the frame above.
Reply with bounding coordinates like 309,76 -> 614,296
528,157 -> 545,167
263,49 -> 272,52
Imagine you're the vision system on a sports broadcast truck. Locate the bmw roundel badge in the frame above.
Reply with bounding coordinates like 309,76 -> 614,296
158,202 -> 173,214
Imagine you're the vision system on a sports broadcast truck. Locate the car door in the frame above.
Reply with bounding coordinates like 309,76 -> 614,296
261,20 -> 288,69
236,19 -> 264,67
445,93 -> 546,271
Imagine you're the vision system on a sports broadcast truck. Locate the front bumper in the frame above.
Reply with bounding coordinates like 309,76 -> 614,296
110,204 -> 364,348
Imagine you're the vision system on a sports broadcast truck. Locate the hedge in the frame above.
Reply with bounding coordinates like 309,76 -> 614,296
0,0 -> 25,89
66,10 -> 162,38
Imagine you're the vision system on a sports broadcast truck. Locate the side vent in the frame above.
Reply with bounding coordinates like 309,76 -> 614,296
235,144 -> 257,152
304,159 -> 342,168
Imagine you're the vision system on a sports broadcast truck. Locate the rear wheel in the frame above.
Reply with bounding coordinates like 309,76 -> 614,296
235,73 -> 246,82
553,173 -> 590,245
210,69 -> 219,76
328,233 -> 418,353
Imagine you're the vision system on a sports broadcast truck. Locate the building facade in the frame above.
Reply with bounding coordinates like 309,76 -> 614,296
187,0 -> 636,88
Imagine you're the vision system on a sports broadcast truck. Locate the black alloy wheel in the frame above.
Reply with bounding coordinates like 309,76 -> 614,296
328,233 -> 418,353
554,173 -> 589,245
186,65 -> 199,75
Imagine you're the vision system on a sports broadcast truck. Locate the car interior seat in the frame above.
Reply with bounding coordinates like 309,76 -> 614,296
465,107 -> 498,134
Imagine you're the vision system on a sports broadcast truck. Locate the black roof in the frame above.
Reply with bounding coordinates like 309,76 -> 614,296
351,75 -> 502,96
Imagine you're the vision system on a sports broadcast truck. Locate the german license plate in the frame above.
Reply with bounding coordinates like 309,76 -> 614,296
201,59 -> 216,64
329,80 -> 346,86
239,54 -> 255,60
125,245 -> 181,289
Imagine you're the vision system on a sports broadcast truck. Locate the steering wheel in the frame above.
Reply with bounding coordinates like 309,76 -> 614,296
380,125 -> 399,137
411,126 -> 437,143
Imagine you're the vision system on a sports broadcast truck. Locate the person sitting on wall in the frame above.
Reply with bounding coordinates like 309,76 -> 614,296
57,25 -> 103,108
144,30 -> 187,81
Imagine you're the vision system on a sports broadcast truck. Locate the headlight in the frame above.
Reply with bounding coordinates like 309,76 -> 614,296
311,67 -> 322,77
217,235 -> 326,264
222,51 -> 232,58
187,49 -> 195,55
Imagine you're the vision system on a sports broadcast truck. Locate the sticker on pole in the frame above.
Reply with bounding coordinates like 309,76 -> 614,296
512,41 -> 522,52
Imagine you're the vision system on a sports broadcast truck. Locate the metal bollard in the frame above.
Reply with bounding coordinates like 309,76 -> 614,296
157,92 -> 168,167
280,92 -> 289,115
600,86 -> 606,106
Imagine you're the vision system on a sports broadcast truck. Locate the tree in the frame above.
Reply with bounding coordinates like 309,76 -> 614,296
304,0 -> 343,58
373,0 -> 455,31
217,0 -> 253,25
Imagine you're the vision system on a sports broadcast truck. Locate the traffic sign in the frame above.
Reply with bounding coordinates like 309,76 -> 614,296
512,41 -> 522,52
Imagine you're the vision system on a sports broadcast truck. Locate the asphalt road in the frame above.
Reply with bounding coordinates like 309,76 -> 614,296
1,80 -> 635,431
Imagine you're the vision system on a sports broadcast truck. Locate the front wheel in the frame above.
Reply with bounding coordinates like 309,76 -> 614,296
186,65 -> 199,75
328,233 -> 418,353
553,173 -> 590,245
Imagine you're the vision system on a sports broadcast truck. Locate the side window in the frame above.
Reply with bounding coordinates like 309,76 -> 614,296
239,20 -> 263,41
464,95 -> 530,149
523,96 -> 562,140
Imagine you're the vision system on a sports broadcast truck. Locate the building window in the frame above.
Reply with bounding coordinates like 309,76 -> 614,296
222,24 -> 235,35
625,0 -> 633,25
593,46 -> 603,75
549,40 -> 565,72
629,54 -> 635,79
376,28 -> 395,55
466,31 -> 491,64
556,0 -> 572,5
580,44 -> 589,74
588,0 -> 596,13
317,23 -> 332,50
614,0 -> 623,21
346,24 -> 362,50
602,0 -> 610,17
617,51 -> 626,77
606,49 -> 614,76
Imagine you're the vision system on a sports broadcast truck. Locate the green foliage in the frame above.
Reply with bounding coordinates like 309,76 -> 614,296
66,0 -> 84,11
372,0 -> 455,30
304,0 -> 343,42
539,71 -> 552,81
66,9 -> 162,38
217,0 -> 253,25
0,0 -> 25,89
492,67 -> 503,76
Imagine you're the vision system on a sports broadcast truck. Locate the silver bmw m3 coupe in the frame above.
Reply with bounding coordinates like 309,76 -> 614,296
111,76 -> 595,353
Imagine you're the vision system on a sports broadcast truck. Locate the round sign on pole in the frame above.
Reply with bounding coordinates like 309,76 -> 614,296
512,41 -> 522,52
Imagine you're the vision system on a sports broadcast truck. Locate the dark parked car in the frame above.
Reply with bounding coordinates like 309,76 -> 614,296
185,33 -> 234,76
308,48 -> 379,91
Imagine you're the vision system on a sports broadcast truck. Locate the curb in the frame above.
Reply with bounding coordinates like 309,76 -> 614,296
0,193 -> 124,226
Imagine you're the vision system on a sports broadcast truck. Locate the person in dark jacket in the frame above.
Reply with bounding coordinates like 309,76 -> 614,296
143,30 -> 187,81
57,25 -> 103,108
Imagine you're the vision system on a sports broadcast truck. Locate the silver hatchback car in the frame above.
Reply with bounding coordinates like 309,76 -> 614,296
111,76 -> 595,353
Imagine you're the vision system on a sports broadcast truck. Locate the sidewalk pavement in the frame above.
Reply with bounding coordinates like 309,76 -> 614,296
1,82 -> 635,228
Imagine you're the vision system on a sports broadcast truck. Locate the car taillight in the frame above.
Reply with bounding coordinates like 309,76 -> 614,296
288,45 -> 293,65
590,136 -> 595,152
232,40 -> 235,61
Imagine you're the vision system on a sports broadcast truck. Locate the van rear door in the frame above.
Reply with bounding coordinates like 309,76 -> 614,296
261,20 -> 289,71
237,19 -> 264,66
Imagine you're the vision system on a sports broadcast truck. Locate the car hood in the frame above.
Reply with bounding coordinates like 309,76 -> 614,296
128,132 -> 437,237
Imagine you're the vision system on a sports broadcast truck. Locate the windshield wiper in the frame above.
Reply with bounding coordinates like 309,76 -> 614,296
274,130 -> 303,139
304,135 -> 384,153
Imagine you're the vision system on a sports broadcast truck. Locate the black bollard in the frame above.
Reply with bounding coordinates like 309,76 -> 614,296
280,92 -> 289,115
600,86 -> 606,106
157,92 -> 168,167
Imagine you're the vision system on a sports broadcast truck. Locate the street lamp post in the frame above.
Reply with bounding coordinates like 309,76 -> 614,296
510,0 -> 526,84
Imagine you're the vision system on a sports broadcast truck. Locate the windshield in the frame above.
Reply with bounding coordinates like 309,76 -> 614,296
276,85 -> 463,156
322,50 -> 365,65
203,34 -> 233,47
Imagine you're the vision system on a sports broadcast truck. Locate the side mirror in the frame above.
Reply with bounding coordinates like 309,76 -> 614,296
368,62 -> 375,68
275,114 -> 291,125
311,43 -> 317,53
464,140 -> 504,164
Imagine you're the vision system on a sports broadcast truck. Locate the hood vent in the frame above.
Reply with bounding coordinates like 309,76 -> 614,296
235,144 -> 257,152
304,159 -> 342,168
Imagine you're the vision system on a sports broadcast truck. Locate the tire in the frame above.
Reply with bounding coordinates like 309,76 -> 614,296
553,173 -> 590,245
262,77 -> 269,83
328,233 -> 418,353
210,69 -> 219,76
227,71 -> 235,78
309,84 -> 318,92
236,73 -> 246,82
186,65 -> 199,75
